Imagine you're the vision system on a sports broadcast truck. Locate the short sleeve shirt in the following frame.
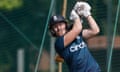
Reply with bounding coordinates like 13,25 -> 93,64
55,34 -> 101,72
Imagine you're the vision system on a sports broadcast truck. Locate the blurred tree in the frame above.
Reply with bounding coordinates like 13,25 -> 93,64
0,0 -> 23,11
0,0 -> 119,72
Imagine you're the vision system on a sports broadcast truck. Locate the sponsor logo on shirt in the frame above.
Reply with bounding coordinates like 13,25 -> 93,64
70,41 -> 86,52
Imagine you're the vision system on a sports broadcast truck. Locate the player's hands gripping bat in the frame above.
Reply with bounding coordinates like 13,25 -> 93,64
69,10 -> 79,20
74,1 -> 91,18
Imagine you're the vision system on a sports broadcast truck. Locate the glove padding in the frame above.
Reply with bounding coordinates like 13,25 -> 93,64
69,10 -> 79,20
74,2 -> 91,17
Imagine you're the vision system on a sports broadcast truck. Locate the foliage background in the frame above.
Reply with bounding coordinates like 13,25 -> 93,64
0,0 -> 120,72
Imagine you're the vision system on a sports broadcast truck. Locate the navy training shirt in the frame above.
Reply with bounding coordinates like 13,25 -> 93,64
55,33 -> 101,72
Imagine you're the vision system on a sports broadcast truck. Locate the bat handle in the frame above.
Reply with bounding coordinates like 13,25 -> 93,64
58,62 -> 62,72
55,55 -> 64,72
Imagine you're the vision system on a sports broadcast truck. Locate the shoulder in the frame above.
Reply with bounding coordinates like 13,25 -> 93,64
55,36 -> 64,51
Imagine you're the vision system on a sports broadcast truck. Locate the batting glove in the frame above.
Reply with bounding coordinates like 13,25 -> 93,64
69,10 -> 79,20
74,2 -> 91,18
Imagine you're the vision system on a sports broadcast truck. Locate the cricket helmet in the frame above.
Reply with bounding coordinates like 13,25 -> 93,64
48,15 -> 68,37
49,15 -> 67,28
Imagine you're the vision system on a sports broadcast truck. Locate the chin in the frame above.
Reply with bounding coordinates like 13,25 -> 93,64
56,33 -> 64,36
56,31 -> 65,36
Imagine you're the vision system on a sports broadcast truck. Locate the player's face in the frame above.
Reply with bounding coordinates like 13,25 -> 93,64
52,22 -> 66,36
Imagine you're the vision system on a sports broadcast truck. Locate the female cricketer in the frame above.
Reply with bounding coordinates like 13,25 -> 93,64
49,1 -> 101,72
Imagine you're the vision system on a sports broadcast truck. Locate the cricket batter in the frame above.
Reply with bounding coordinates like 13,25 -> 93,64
49,1 -> 101,72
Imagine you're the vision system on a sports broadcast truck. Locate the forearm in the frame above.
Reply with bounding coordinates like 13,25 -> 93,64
64,10 -> 82,47
73,18 -> 82,31
70,10 -> 82,32
87,15 -> 100,34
